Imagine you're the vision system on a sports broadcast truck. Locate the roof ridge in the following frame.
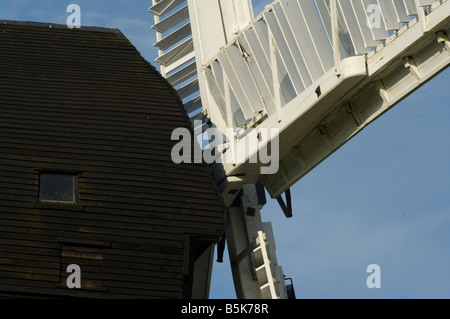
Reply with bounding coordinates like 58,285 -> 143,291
0,20 -> 125,38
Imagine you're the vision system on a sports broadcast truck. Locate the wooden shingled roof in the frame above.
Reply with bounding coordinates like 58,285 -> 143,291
0,21 -> 225,298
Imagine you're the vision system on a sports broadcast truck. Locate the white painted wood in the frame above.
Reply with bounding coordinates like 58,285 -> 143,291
152,0 -> 444,144
217,50 -> 254,120
219,0 -> 254,40
403,0 -> 418,15
377,0 -> 401,30
204,66 -> 227,118
238,35 -> 277,116
418,0 -> 437,6
271,2 -> 311,88
350,0 -> 382,47
415,0 -> 429,31
149,0 -> 185,16
249,0 -> 449,197
184,95 -> 202,114
279,0 -> 325,81
210,60 -> 225,95
362,0 -> 390,41
298,0 -> 334,72
224,74 -> 234,128
165,50 -> 195,74
149,0 -> 449,301
338,0 -> 371,53
155,37 -> 193,66
153,22 -> 190,50
254,17 -> 295,106
224,43 -> 264,115
315,0 -> 333,41
186,0 -> 227,63
264,8 -> 305,94
252,18 -> 271,59
331,0 -> 341,71
392,0 -> 411,23
242,27 -> 274,95
254,231 -> 279,299
269,30 -> 282,122
230,0 -> 254,31
166,59 -> 196,86
314,0 -> 355,58
177,78 -> 199,99
152,4 -> 189,33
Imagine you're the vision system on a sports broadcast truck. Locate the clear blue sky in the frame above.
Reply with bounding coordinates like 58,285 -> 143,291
1,0 -> 448,299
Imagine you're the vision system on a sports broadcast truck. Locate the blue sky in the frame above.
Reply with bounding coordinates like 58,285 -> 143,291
1,0 -> 449,299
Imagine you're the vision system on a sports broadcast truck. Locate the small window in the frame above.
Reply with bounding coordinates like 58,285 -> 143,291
39,173 -> 77,203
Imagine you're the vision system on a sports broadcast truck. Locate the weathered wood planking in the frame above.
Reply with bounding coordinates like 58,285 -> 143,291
0,21 -> 225,299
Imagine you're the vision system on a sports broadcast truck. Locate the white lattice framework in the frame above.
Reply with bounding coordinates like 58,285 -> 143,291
150,0 -> 450,299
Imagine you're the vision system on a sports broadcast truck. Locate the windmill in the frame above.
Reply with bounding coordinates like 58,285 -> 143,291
149,0 -> 450,299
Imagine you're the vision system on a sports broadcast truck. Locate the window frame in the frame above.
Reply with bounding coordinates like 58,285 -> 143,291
38,172 -> 79,204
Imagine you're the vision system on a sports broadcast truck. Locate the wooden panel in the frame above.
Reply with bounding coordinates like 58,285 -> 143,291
377,0 -> 401,30
339,0 -> 372,53
154,22 -> 191,50
152,5 -> 189,33
0,22 -> 225,299
297,0 -> 334,72
264,8 -> 305,93
272,1 -> 312,88
149,0 -> 186,16
278,0 -> 324,81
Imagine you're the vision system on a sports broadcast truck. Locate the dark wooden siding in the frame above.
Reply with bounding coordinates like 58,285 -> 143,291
0,21 -> 225,298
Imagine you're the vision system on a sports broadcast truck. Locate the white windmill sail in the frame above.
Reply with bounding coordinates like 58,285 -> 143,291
150,0 -> 450,299
151,0 -> 449,195
150,0 -> 289,300
183,0 -> 449,200
150,0 -> 204,132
